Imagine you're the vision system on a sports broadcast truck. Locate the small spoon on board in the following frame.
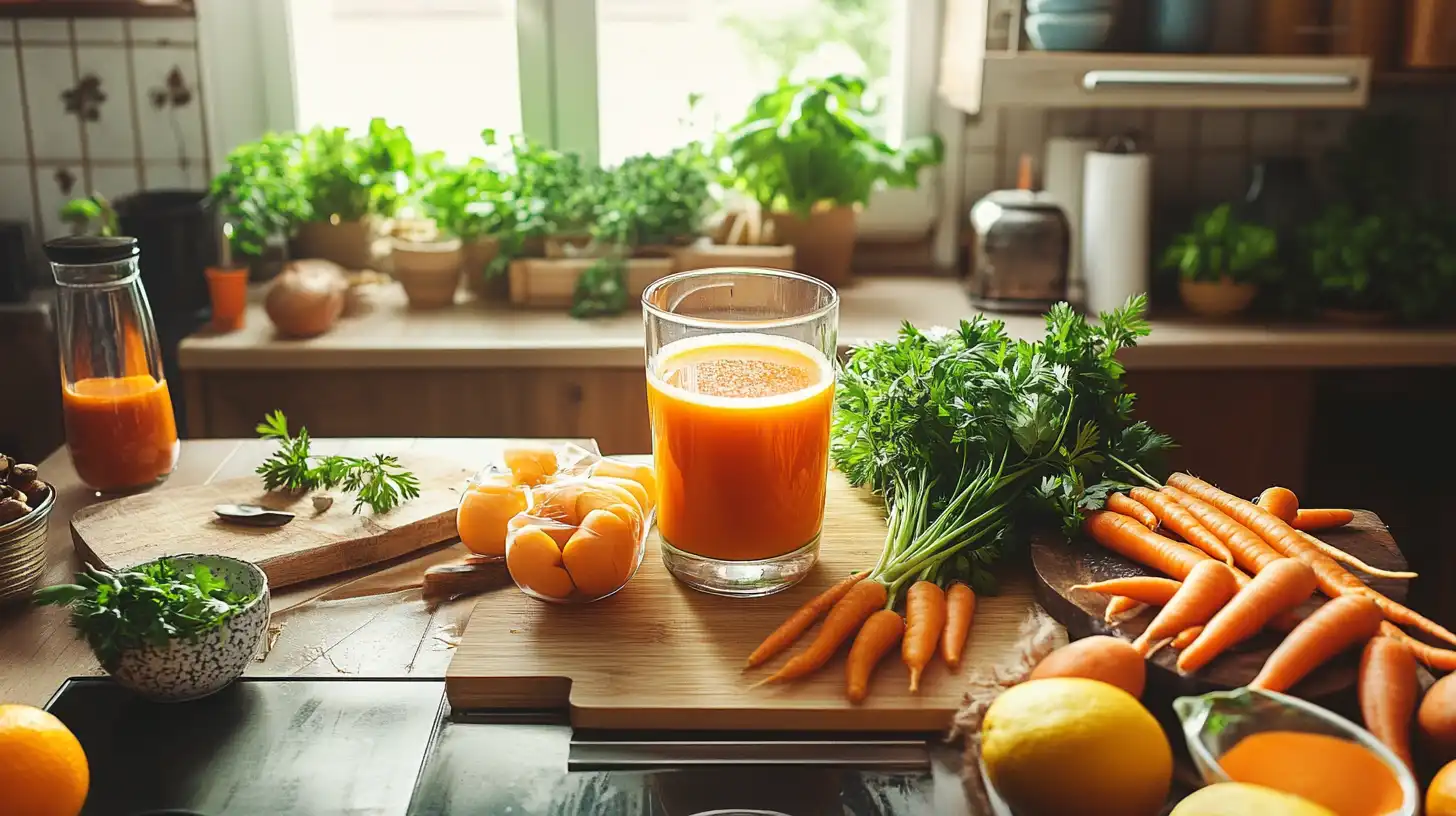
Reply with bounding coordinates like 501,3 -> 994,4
214,503 -> 296,527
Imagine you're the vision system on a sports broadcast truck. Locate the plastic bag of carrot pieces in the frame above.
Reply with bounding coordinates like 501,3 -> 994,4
454,441 -> 657,603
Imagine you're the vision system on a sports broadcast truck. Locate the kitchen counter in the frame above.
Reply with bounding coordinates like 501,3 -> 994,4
178,276 -> 1456,372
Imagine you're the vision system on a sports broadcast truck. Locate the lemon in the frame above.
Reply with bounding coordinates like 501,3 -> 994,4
981,677 -> 1171,816
1172,783 -> 1337,816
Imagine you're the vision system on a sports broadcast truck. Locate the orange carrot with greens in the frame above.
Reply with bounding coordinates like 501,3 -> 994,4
1104,595 -> 1145,623
1360,636 -> 1418,770
746,571 -> 868,667
1178,558 -> 1318,674
1083,511 -> 1214,581
1294,508 -> 1356,531
1381,622 -> 1456,671
1168,472 -> 1456,648
760,579 -> 887,684
1072,576 -> 1182,606
903,581 -> 947,692
1297,530 -> 1417,580
847,609 -> 905,703
941,582 -> 975,669
1133,561 -> 1239,656
1250,595 -> 1383,692
1257,486 -> 1300,522
1171,626 -> 1204,650
1161,486 -> 1282,575
1108,492 -> 1159,529
1129,487 -> 1235,567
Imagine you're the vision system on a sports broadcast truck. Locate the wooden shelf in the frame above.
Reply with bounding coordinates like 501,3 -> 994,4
1374,70 -> 1456,87
0,1 -> 193,19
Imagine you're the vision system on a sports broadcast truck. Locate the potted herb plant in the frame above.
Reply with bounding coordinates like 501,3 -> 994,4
293,118 -> 419,270
719,74 -> 943,286
209,131 -> 309,280
1306,204 -> 1456,324
1162,204 -> 1278,318
420,131 -> 515,300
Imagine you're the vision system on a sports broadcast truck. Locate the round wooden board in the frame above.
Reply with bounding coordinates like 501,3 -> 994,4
1031,510 -> 1409,705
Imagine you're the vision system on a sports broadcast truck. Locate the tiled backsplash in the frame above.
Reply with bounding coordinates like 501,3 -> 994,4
963,90 -> 1456,212
0,17 -> 209,244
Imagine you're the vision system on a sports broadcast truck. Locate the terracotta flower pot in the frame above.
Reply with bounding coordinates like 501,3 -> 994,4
462,237 -> 508,301
293,220 -> 375,270
1179,278 -> 1258,318
392,238 -> 463,309
767,204 -> 857,287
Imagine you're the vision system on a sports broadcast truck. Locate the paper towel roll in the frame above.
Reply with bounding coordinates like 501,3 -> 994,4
1043,137 -> 1099,304
1082,150 -> 1152,316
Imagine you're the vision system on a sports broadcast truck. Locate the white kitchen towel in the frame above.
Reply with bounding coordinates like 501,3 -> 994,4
1082,150 -> 1152,316
1043,137 -> 1100,305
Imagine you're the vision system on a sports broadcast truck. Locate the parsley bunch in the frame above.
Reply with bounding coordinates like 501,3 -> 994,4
255,411 -> 421,514
832,295 -> 1173,599
34,560 -> 257,668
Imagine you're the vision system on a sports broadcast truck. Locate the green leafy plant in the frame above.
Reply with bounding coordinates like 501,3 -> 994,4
255,411 -> 421,514
570,256 -> 629,319
1161,204 -> 1279,285
832,296 -> 1173,597
719,74 -> 943,215
209,132 -> 309,260
590,144 -> 713,248
59,192 -> 118,237
420,130 -> 513,242
297,118 -> 419,222
1306,204 -> 1456,321
504,135 -> 599,239
34,559 -> 257,668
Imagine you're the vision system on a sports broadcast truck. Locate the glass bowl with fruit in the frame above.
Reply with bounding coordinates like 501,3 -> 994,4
0,455 -> 54,604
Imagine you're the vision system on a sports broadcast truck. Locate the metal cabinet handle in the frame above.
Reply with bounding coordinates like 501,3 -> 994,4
1082,70 -> 1359,91
568,739 -> 930,771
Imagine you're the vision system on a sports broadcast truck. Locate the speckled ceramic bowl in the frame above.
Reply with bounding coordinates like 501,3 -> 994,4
107,554 -> 270,702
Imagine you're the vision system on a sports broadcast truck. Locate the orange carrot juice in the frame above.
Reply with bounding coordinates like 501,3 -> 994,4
1218,731 -> 1405,816
63,374 -> 179,492
647,333 -> 833,561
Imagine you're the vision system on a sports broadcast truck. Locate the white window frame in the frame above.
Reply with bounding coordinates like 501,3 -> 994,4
195,0 -> 961,264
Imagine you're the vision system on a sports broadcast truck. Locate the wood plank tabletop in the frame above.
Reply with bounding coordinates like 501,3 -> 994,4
0,437 -> 566,708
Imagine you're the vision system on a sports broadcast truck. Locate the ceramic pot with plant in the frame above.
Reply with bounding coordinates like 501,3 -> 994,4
419,133 -> 515,300
35,554 -> 270,702
392,237 -> 463,309
1163,203 -> 1277,318
210,132 -> 309,275
1305,204 -> 1456,325
293,119 -> 421,270
719,74 -> 943,287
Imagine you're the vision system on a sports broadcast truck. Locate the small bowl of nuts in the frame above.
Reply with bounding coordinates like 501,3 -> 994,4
0,454 -> 54,604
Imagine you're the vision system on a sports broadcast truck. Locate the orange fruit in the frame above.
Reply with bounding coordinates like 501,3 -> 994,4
593,459 -> 658,509
1430,760 -> 1456,816
1029,635 -> 1147,699
0,704 -> 89,816
506,525 -> 575,599
503,444 -> 558,486
562,509 -> 639,597
456,479 -> 530,556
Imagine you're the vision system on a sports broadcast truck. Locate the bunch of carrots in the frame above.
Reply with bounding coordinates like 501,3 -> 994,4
1077,471 -> 1455,762
745,573 -> 977,703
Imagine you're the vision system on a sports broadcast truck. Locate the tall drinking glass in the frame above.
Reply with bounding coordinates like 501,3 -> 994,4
644,268 -> 838,596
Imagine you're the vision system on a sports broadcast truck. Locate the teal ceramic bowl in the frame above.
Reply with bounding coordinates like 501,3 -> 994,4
1025,11 -> 1115,51
1026,0 -> 1118,13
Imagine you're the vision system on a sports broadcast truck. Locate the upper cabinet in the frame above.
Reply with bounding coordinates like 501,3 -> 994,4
941,0 -> 1389,112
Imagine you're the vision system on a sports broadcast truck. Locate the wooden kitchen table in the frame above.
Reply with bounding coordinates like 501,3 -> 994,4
0,437 -> 555,708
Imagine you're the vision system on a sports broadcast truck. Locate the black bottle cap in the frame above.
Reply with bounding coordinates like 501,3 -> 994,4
43,235 -> 140,265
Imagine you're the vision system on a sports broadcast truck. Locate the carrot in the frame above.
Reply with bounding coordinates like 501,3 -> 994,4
1250,595 -> 1383,692
1129,487 -> 1236,567
746,571 -> 868,668
1359,636 -> 1419,771
1171,626 -> 1204,650
1071,576 -> 1182,606
1381,622 -> 1456,672
1257,486 -> 1300,523
1161,486 -> 1282,575
1133,561 -> 1239,656
903,581 -> 947,692
1167,473 -> 1456,648
1083,511 -> 1214,581
1178,558 -> 1318,674
1104,596 -> 1146,623
1108,492 -> 1159,529
1293,508 -> 1356,531
940,582 -> 975,670
846,609 -> 905,703
759,579 -> 888,684
1297,530 -> 1417,580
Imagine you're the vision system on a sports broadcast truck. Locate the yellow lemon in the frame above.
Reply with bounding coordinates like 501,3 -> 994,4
1172,783 -> 1337,816
982,677 -> 1171,816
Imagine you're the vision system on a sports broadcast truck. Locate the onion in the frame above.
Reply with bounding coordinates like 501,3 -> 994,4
266,260 -> 346,338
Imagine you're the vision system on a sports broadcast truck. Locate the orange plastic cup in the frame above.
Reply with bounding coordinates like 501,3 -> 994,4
205,266 -> 248,332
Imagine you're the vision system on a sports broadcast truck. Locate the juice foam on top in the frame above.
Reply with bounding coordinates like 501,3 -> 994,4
652,333 -> 832,406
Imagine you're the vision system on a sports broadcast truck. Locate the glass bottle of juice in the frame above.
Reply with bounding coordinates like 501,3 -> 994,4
46,236 -> 179,492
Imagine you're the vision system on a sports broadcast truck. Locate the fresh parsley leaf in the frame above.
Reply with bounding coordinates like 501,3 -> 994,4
255,412 -> 420,514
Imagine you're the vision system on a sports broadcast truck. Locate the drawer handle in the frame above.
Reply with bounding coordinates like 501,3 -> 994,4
1082,70 -> 1359,92
568,739 -> 930,771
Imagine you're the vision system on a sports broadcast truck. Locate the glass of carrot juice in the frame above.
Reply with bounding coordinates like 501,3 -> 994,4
643,268 -> 838,596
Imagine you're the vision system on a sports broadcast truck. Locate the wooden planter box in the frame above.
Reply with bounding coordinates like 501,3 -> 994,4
673,242 -> 795,273
508,257 -> 675,308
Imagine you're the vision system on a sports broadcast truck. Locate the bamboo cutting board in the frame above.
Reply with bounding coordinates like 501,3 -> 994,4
72,454 -> 475,589
446,470 -> 1039,732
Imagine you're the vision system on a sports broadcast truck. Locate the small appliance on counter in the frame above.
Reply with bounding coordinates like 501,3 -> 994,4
964,155 -> 1071,313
